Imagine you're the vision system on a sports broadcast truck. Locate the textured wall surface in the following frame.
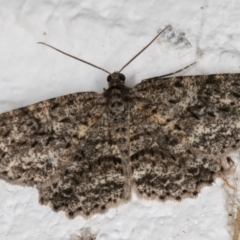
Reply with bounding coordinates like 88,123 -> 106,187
0,0 -> 240,239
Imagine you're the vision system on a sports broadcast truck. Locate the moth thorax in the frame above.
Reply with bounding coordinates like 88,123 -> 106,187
110,98 -> 125,115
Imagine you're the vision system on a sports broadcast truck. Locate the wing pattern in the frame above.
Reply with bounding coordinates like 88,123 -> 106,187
0,91 -> 130,218
38,111 -> 128,218
0,73 -> 239,218
0,92 -> 104,185
131,74 -> 240,200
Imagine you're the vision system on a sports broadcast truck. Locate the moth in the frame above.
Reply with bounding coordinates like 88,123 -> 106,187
0,26 -> 239,218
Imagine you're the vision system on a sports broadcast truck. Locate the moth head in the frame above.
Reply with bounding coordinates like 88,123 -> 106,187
107,72 -> 126,86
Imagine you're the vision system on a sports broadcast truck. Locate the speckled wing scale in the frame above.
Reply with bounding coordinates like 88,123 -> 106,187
0,27 -> 240,218
0,93 -> 106,184
38,89 -> 131,218
131,74 -> 240,200
0,90 -> 132,218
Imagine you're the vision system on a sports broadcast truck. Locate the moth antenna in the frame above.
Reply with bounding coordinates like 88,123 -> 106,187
38,42 -> 111,75
157,62 -> 197,78
118,25 -> 171,73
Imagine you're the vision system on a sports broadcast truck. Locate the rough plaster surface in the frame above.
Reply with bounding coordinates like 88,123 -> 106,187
0,0 -> 240,239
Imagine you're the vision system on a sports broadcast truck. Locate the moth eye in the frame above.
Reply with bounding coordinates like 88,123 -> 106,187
119,74 -> 125,81
107,75 -> 112,82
